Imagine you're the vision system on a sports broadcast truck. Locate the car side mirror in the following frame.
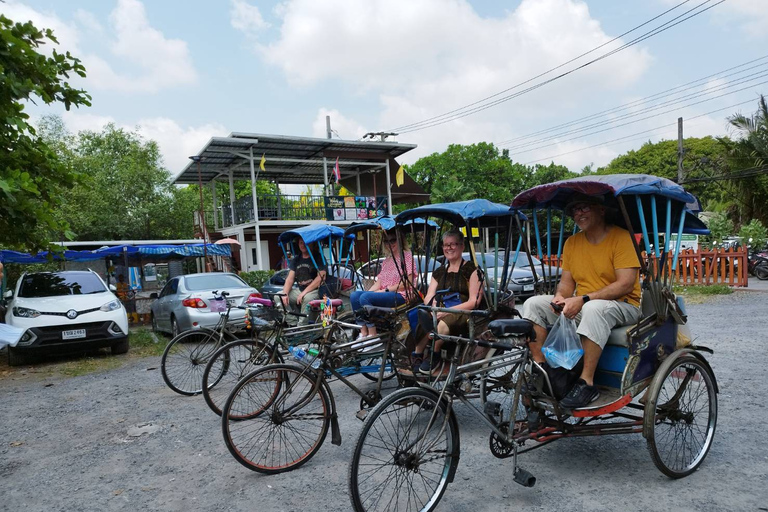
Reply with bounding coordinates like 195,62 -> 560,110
4,290 -> 12,299
109,284 -> 117,292
150,292 -> 159,299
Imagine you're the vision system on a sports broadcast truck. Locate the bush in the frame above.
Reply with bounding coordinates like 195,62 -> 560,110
239,270 -> 275,290
738,219 -> 767,251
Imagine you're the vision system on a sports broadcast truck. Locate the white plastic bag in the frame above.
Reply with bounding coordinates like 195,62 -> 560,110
542,312 -> 583,370
0,323 -> 25,348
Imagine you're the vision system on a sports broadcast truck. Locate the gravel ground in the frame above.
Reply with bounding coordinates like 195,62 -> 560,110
1,287 -> 767,512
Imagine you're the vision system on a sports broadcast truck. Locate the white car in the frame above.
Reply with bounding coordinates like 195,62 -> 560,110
4,270 -> 129,366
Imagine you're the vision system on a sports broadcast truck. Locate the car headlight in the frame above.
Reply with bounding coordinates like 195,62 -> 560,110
100,299 -> 122,312
13,306 -> 41,318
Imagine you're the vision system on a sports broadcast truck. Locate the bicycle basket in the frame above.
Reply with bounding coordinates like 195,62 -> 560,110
247,305 -> 281,328
209,298 -> 228,313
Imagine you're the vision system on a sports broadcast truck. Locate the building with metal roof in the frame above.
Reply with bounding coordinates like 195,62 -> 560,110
176,131 -> 427,271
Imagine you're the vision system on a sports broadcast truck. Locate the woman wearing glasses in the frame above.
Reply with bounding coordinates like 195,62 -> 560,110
349,232 -> 417,350
412,229 -> 482,375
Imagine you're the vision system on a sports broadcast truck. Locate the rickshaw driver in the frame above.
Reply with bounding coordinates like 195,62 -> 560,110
280,237 -> 326,325
522,193 -> 641,409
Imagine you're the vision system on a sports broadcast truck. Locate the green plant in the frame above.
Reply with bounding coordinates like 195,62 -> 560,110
239,270 -> 275,291
738,219 -> 767,250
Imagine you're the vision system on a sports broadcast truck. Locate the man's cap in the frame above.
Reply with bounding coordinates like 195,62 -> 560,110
564,193 -> 607,216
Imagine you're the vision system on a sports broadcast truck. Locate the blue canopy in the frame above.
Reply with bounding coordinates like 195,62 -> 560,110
277,224 -> 355,245
397,199 -> 526,227
511,174 -> 698,210
0,244 -> 230,264
344,215 -> 439,236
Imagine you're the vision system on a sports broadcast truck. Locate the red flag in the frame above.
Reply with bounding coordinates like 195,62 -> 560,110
333,157 -> 341,182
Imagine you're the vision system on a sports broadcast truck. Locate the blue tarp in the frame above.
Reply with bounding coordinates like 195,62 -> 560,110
0,243 -> 230,264
278,224 -> 354,245
396,199 -> 527,227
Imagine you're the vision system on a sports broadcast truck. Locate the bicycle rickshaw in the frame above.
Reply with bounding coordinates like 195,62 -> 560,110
197,223 -> 363,415
348,175 -> 717,512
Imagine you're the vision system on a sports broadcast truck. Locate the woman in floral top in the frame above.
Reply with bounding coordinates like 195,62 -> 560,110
350,232 -> 416,349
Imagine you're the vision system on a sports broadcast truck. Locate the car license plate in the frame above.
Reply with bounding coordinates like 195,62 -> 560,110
227,299 -> 237,307
523,284 -> 534,292
62,329 -> 86,340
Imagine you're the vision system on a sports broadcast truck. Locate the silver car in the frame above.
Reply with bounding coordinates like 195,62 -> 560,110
460,252 -> 562,300
149,273 -> 261,336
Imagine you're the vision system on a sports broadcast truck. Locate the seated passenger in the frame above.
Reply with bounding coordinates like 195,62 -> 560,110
521,193 -> 641,408
280,237 -> 325,326
350,232 -> 416,352
413,229 -> 481,376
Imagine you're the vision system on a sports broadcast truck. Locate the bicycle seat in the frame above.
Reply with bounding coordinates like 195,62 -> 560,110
308,298 -> 343,308
246,297 -> 274,307
488,319 -> 534,338
362,305 -> 397,320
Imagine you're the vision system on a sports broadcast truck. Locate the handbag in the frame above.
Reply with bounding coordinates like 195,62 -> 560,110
438,260 -> 465,308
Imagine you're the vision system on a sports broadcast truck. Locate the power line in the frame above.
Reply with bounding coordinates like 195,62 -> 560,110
681,165 -> 768,183
505,73 -> 768,155
388,0 -> 724,134
496,55 -> 768,147
521,98 -> 757,165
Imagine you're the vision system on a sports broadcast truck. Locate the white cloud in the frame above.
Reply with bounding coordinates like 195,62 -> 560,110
230,0 -> 270,39
59,112 -> 226,176
3,0 -> 197,94
311,108 -> 368,141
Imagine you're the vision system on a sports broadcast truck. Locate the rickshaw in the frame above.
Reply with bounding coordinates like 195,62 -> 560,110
199,223 -> 359,416
347,176 -> 717,512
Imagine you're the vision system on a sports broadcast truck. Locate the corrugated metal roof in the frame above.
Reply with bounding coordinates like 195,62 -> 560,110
174,132 -> 418,185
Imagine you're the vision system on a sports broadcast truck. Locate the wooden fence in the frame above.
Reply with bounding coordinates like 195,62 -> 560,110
542,246 -> 748,287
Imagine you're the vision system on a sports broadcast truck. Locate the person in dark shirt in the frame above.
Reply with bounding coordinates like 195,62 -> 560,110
280,237 -> 325,325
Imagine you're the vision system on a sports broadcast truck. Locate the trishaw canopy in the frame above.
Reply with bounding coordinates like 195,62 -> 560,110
396,199 -> 526,227
277,224 -> 355,245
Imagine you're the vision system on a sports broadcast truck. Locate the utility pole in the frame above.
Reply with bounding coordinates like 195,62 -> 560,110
677,117 -> 684,183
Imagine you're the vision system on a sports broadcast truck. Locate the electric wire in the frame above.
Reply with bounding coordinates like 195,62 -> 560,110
388,0 -> 725,134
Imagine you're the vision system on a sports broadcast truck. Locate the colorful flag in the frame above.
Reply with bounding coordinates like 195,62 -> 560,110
396,165 -> 404,187
333,157 -> 341,182
259,153 -> 266,171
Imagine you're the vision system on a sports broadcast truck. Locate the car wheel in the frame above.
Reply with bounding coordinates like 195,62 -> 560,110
112,338 -> 130,355
171,317 -> 180,338
7,347 -> 37,367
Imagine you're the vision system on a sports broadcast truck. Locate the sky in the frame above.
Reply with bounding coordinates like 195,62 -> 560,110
5,0 -> 768,179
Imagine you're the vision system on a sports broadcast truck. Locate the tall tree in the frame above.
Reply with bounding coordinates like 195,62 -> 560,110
0,15 -> 91,251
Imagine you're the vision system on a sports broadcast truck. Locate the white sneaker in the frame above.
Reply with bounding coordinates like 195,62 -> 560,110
360,338 -> 385,353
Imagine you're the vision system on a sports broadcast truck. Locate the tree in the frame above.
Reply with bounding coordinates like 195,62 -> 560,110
738,219 -> 767,251
701,212 -> 733,248
0,15 -> 91,251
406,143 -> 529,204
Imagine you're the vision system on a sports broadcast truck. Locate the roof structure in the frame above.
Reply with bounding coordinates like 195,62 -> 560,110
174,132 -> 418,186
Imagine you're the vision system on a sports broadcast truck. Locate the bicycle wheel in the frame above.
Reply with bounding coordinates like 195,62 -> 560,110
222,363 -> 331,474
479,349 -> 527,423
645,354 -> 717,478
202,338 -> 282,416
359,353 -> 397,382
161,328 -> 225,396
349,387 -> 459,512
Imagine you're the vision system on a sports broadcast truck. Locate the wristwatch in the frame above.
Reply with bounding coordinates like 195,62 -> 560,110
582,294 -> 591,303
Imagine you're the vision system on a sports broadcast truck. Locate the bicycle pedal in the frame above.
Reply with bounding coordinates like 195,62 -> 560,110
513,467 -> 536,488
356,409 -> 369,422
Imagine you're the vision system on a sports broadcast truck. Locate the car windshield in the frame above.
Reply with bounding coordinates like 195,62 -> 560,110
184,274 -> 248,291
18,272 -> 107,298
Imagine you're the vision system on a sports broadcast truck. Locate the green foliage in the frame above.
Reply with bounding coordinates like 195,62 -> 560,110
701,212 -> 734,248
239,270 -> 275,290
738,219 -> 767,249
673,284 -> 733,296
0,15 -> 91,252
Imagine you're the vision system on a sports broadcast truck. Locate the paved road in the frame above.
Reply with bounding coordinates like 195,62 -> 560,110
1,288 -> 766,511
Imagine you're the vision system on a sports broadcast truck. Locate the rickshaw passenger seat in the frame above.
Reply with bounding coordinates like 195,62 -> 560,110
362,305 -> 397,319
308,298 -> 343,308
606,326 -> 631,347
488,319 -> 534,338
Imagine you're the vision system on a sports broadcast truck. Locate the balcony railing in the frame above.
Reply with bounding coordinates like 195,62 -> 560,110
218,195 -> 388,228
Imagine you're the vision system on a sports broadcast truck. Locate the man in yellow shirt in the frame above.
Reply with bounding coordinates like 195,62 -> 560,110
522,193 -> 641,409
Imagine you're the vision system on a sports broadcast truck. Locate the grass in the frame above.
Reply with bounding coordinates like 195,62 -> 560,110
673,283 -> 733,304
0,326 -> 169,379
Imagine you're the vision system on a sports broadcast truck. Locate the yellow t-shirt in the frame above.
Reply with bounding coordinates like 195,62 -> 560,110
561,225 -> 641,307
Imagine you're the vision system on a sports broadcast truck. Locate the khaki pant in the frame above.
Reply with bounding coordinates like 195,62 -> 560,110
288,287 -> 320,326
521,294 -> 640,349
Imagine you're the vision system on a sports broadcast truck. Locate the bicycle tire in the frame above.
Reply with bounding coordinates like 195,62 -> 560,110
645,354 -> 717,478
755,263 -> 768,280
202,337 -> 283,416
222,363 -> 331,474
161,328 -> 229,396
349,387 -> 460,512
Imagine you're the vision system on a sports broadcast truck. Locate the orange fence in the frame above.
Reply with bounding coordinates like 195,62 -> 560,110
542,246 -> 748,287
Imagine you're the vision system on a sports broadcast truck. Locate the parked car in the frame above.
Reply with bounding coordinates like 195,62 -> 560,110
456,252 -> 562,301
260,269 -> 293,297
3,270 -> 129,366
357,256 -> 441,292
149,272 -> 261,336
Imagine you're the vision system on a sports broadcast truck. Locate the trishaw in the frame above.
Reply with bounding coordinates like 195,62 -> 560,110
347,175 -> 717,512
198,223 -> 362,416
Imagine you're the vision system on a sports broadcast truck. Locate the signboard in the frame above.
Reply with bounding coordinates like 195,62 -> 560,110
324,196 -> 388,221
667,234 -> 698,251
